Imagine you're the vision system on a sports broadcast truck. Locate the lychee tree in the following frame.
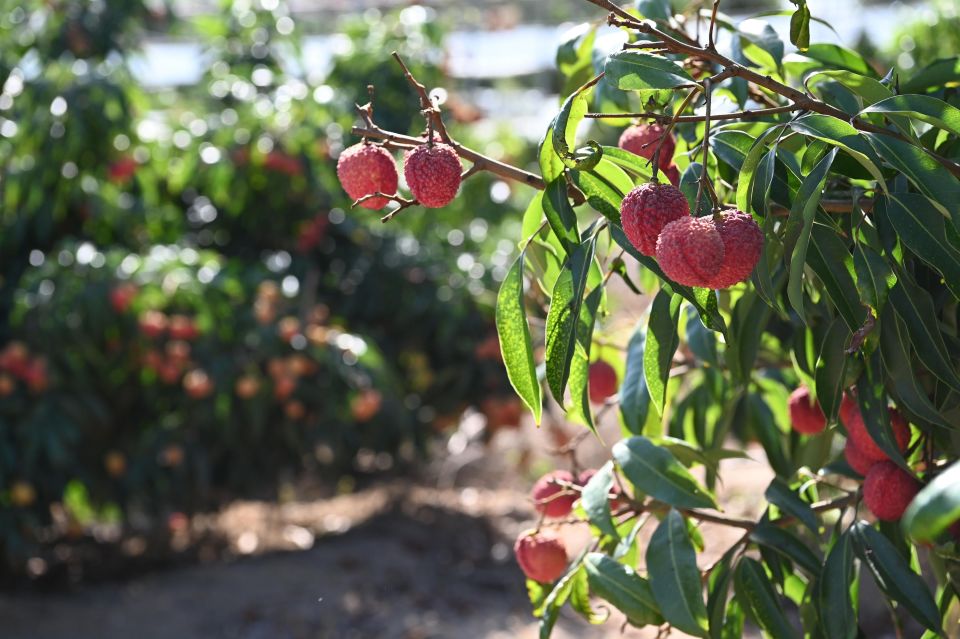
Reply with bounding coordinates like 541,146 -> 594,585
342,0 -> 960,635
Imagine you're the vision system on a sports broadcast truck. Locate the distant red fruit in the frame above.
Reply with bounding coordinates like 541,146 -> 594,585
403,143 -> 462,208
514,530 -> 568,583
263,151 -> 303,176
138,310 -> 168,339
863,461 -> 921,522
788,385 -> 826,435
846,408 -> 911,462
183,369 -> 214,399
108,156 -> 138,184
618,123 -> 674,169
0,341 -> 30,378
620,182 -> 690,256
706,209 -> 763,289
168,315 -> 199,341
663,164 -> 680,187
109,283 -> 138,313
844,439 -> 876,476
588,361 -> 618,404
839,390 -> 859,428
531,470 -> 577,518
656,216 -> 724,287
336,143 -> 398,210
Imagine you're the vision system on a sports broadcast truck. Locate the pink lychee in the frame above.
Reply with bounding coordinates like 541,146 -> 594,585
336,143 -> 399,210
403,143 -> 462,208
655,216 -> 724,287
620,182 -> 690,256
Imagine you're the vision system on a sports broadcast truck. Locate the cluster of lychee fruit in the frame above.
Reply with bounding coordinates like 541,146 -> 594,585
336,138 -> 463,210
618,122 -> 681,187
514,468 -> 624,583
0,341 -> 48,395
788,385 -> 921,523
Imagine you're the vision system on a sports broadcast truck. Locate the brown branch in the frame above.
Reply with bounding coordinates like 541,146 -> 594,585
586,104 -> 801,122
652,86 -> 701,179
391,51 -> 452,145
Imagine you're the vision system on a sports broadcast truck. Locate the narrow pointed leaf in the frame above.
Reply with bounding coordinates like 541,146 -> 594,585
613,436 -> 717,509
496,253 -> 542,424
647,510 -> 709,637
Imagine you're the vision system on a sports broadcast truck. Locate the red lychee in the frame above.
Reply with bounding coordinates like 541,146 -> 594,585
863,461 -> 921,522
620,182 -> 690,256
844,439 -> 876,476
846,408 -> 911,462
663,164 -> 680,187
588,361 -> 618,404
403,143 -> 462,208
336,143 -> 398,210
788,385 -> 826,435
706,209 -> 763,289
514,530 -> 568,583
839,390 -> 859,428
168,315 -> 199,341
183,369 -> 214,399
531,470 -> 577,518
109,283 -> 138,313
138,310 -> 168,339
618,123 -> 674,169
656,216 -> 724,287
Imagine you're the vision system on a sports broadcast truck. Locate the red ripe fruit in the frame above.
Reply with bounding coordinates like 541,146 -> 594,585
514,530 -> 568,583
403,143 -> 462,208
531,470 -> 577,518
620,182 -> 690,256
656,216 -> 724,287
588,361 -> 618,404
846,408 -> 911,462
839,391 -> 859,428
706,209 -> 763,289
863,461 -> 921,522
336,143 -> 399,210
788,385 -> 826,435
619,123 -> 674,169
844,439 -> 876,476
663,164 -> 680,187
109,283 -> 138,313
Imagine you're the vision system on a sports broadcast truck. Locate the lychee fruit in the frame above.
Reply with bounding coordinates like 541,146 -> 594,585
588,361 -> 618,404
619,123 -> 674,169
351,389 -> 382,422
138,310 -> 168,339
656,216 -> 724,287
663,164 -> 680,187
846,407 -> 911,462
168,315 -> 199,341
620,182 -> 690,256
514,530 -> 568,583
531,470 -> 577,518
336,143 -> 399,210
403,143 -> 462,208
183,369 -> 214,399
235,375 -> 261,399
863,461 -> 921,521
844,439 -> 876,476
109,283 -> 138,313
788,385 -> 826,435
839,391 -> 859,428
706,209 -> 763,289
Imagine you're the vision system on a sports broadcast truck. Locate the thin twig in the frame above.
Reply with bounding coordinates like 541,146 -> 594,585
651,86 -> 701,179
707,0 -> 721,51
586,104 -> 801,122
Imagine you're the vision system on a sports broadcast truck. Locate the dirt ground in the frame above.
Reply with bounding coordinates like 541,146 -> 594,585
0,404 -> 778,639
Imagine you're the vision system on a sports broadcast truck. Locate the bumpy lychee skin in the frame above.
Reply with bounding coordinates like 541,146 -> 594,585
619,123 -> 674,169
336,143 -> 398,210
514,530 -> 568,583
403,143 -> 462,208
656,216 -> 724,287
706,209 -> 763,289
788,385 -> 826,435
531,470 -> 577,518
588,361 -> 618,404
839,390 -> 859,429
620,182 -> 690,256
864,461 -> 921,522
846,408 -> 911,462
844,439 -> 876,476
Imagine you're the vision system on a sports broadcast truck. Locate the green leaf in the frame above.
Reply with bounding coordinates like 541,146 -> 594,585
568,565 -> 609,626
862,94 -> 960,137
613,436 -> 717,509
879,307 -> 953,431
796,44 -> 873,76
635,0 -> 672,21
734,558 -> 799,639
901,57 -> 960,94
814,317 -> 851,421
552,82 -> 602,171
903,461 -> 960,543
620,319 -> 652,435
786,146 -> 837,323
644,289 -> 681,415
790,114 -> 885,186
496,253 -> 542,424
750,521 -> 821,577
584,553 -> 664,628
806,69 -> 892,107
739,19 -> 784,71
582,462 -> 619,540
787,4 -> 810,51
736,127 -> 784,214
807,226 -> 866,332
604,51 -> 694,93
856,355 -> 909,466
647,510 -> 709,637
888,278 -> 960,392
600,145 -> 654,181
765,478 -> 818,533
850,521 -> 942,632
882,192 -> 960,299
864,133 -> 960,223
571,169 -> 622,224
545,239 -> 596,403
853,241 -> 895,312
520,191 -> 546,242
537,565 -> 580,637
539,124 -> 564,183
566,283 -> 604,434
816,532 -> 858,639
543,177 -> 580,256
